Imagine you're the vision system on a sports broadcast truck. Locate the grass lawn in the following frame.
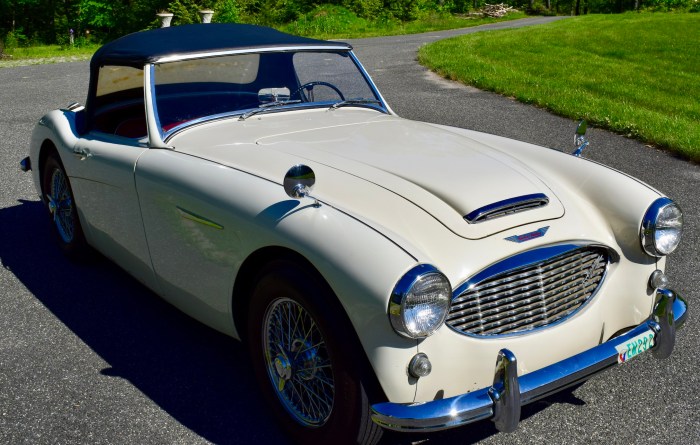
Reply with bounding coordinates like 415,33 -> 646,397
418,13 -> 700,162
282,7 -> 527,39
2,44 -> 100,60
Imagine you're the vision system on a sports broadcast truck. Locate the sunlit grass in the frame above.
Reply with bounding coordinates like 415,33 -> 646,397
3,44 -> 99,60
419,13 -> 700,161
281,6 -> 527,39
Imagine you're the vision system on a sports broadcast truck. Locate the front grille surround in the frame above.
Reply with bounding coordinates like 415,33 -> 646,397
447,244 -> 611,338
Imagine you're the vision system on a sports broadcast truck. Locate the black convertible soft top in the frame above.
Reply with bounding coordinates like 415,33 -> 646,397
83,23 -> 351,134
91,23 -> 351,68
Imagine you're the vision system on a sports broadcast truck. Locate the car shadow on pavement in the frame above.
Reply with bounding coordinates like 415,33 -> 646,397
1,199 -> 587,445
0,199 -> 287,444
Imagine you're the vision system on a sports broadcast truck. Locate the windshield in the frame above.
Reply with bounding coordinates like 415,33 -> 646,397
153,50 -> 383,134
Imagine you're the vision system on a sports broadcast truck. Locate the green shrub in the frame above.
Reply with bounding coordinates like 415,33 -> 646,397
4,30 -> 26,49
348,0 -> 384,17
284,5 -> 374,37
214,0 -> 241,22
168,0 -> 202,25
642,0 -> 698,10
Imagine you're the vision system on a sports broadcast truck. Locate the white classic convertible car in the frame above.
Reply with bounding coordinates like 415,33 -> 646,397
21,23 -> 686,444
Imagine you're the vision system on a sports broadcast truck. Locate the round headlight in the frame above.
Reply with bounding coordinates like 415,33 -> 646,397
389,264 -> 451,339
641,197 -> 683,256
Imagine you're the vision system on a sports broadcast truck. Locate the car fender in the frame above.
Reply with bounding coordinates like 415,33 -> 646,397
134,148 -> 423,403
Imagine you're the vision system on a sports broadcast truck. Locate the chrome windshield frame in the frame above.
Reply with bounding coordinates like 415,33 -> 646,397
153,45 -> 352,63
149,47 -> 391,142
144,63 -> 170,148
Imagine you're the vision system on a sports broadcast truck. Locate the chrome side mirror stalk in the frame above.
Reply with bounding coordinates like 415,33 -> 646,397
284,164 -> 320,206
62,102 -> 85,112
572,120 -> 589,157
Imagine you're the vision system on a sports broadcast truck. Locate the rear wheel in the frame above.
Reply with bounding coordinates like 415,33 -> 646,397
247,261 -> 382,445
41,153 -> 89,259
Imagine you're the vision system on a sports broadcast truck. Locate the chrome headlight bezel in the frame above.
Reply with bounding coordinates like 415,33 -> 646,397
640,197 -> 683,257
389,264 -> 451,339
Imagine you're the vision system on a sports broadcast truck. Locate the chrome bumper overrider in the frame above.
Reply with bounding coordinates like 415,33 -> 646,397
371,289 -> 687,433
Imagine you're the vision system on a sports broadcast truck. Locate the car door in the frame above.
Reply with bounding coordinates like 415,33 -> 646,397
133,148 -> 247,336
68,133 -> 158,291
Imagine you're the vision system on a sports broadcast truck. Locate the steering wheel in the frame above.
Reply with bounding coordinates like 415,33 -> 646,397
292,81 -> 345,102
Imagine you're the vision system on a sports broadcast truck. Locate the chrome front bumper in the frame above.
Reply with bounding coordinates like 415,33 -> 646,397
371,289 -> 687,433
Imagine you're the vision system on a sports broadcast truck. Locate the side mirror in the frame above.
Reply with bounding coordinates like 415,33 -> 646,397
284,164 -> 316,201
572,120 -> 589,157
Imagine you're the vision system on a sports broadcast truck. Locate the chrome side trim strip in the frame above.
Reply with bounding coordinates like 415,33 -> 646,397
371,290 -> 687,432
176,206 -> 224,230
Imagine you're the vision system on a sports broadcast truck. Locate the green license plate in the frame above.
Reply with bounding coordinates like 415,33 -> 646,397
616,330 -> 655,363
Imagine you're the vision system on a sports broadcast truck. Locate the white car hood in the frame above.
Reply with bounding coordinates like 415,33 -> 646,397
172,111 -> 564,239
258,118 -> 561,215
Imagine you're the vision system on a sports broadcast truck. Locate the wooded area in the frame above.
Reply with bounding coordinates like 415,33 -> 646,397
1,0 -> 697,47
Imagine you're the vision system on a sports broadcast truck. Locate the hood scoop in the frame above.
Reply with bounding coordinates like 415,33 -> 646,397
465,193 -> 550,224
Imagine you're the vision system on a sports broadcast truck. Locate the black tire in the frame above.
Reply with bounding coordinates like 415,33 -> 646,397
41,153 -> 90,259
247,260 -> 383,445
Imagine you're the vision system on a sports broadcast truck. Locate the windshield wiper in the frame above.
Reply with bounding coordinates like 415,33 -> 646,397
239,100 -> 301,121
328,99 -> 381,111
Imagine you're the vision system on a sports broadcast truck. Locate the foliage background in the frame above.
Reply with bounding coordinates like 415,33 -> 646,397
2,0 -> 697,48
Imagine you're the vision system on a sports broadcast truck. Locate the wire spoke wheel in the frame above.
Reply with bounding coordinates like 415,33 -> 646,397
41,152 -> 89,259
249,262 -> 383,444
263,297 -> 335,427
48,167 -> 75,243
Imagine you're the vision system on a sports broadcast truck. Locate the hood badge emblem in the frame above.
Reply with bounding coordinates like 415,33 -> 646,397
505,226 -> 549,243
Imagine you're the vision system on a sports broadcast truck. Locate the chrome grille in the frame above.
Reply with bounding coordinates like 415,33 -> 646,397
447,246 -> 608,337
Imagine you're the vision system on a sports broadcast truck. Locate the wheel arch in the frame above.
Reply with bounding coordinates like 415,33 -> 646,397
231,246 -> 302,343
38,139 -> 60,198
231,245 -> 388,403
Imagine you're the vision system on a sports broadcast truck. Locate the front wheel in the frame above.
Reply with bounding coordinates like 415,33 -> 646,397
247,261 -> 382,445
41,153 -> 89,259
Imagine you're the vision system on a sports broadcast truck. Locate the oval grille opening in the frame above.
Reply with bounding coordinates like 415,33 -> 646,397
447,246 -> 609,337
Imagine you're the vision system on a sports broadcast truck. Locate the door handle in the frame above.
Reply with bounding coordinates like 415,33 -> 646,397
73,147 -> 92,160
